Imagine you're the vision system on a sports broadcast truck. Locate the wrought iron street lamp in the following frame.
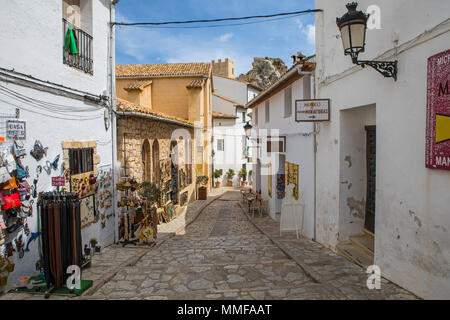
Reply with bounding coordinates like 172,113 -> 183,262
336,2 -> 398,80
244,121 -> 253,138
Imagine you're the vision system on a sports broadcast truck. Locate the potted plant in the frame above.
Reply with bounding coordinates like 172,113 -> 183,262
139,181 -> 161,208
213,169 -> 223,188
89,238 -> 97,249
238,168 -> 247,187
196,175 -> 209,200
226,169 -> 235,187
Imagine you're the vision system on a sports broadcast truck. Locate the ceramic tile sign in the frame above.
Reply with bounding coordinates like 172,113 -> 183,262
295,99 -> 330,122
426,48 -> 450,170
6,120 -> 26,140
52,176 -> 65,187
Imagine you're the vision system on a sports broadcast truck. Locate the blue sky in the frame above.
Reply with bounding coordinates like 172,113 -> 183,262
115,0 -> 316,76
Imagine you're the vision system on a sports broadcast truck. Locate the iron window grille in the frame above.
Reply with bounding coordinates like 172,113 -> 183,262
63,18 -> 93,74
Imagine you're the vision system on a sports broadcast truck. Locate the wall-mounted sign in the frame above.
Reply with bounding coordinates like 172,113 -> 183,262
295,99 -> 330,122
426,48 -> 450,170
6,120 -> 26,140
52,176 -> 66,187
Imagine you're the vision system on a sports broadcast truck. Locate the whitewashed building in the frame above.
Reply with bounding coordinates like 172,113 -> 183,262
247,56 -> 316,239
315,0 -> 450,299
212,74 -> 261,187
0,0 -> 118,287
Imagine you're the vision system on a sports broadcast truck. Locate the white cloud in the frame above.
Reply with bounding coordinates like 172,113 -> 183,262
295,18 -> 315,46
216,33 -> 233,42
305,24 -> 315,45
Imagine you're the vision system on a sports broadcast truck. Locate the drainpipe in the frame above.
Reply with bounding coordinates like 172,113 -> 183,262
298,70 -> 318,241
110,0 -> 119,243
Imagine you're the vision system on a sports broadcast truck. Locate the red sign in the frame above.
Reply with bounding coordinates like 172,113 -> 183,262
426,49 -> 450,170
52,176 -> 66,187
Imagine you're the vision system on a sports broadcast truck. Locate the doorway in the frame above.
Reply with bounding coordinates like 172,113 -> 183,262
364,126 -> 376,234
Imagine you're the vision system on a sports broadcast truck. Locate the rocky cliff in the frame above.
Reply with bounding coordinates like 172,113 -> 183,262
238,57 -> 288,90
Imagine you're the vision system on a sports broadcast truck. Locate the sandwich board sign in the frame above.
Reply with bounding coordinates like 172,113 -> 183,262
295,99 -> 330,122
425,48 -> 450,171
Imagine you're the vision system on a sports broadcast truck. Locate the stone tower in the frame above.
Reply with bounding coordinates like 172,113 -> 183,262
211,58 -> 235,79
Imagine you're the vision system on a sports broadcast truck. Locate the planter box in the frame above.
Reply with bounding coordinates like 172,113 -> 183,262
198,187 -> 207,200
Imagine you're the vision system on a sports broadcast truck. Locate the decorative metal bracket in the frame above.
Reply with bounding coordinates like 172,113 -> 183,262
357,60 -> 398,81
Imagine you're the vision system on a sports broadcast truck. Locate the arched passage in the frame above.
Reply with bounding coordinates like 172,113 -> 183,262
152,139 -> 160,184
142,139 -> 151,182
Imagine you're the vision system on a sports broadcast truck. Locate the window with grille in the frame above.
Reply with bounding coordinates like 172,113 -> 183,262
69,147 -> 94,174
217,139 -> 224,151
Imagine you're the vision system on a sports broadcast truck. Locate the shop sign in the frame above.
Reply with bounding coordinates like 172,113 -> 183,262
295,99 -> 330,122
426,48 -> 450,170
6,120 -> 26,140
52,176 -> 66,187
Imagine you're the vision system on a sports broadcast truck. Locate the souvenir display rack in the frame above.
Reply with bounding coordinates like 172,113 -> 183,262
116,178 -> 140,247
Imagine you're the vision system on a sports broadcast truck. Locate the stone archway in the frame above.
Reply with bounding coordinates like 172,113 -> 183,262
142,139 -> 151,182
152,139 -> 160,184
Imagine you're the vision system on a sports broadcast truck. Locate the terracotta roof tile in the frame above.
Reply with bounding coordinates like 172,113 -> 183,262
212,112 -> 237,119
186,79 -> 204,89
212,92 -> 242,106
116,98 -> 194,126
116,63 -> 212,78
124,80 -> 152,91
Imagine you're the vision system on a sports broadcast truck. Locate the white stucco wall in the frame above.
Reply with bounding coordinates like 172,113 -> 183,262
315,0 -> 450,299
252,75 -> 316,239
213,76 -> 248,105
0,0 -> 115,289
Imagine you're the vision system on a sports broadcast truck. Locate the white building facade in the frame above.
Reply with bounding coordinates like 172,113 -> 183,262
247,59 -> 316,239
0,0 -> 118,288
315,0 -> 450,299
212,75 -> 261,187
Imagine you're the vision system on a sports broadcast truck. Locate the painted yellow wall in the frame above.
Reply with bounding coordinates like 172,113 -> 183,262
116,74 -> 213,189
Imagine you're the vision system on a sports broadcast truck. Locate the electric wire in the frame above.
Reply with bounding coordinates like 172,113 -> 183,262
122,12 -> 311,29
0,66 -> 105,99
0,86 -> 105,118
0,98 -> 102,121
112,9 -> 322,26
0,90 -> 102,120
0,88 -> 101,117
0,84 -> 101,111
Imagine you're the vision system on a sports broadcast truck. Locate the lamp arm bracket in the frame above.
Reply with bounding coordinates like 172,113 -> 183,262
357,60 -> 398,81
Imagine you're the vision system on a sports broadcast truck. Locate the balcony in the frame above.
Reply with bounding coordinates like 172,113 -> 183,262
63,19 -> 93,74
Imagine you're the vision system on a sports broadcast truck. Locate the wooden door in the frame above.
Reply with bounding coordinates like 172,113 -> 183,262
365,126 -> 376,234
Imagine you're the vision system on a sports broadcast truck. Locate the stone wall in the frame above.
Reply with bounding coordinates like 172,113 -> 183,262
117,115 -> 196,204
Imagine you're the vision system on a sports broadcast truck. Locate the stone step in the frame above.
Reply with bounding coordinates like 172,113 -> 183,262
336,243 -> 373,269
349,233 -> 374,256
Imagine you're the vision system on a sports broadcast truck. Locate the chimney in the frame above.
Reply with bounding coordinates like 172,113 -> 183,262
291,51 -> 306,65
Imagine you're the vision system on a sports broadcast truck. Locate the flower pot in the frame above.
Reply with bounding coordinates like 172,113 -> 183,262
95,245 -> 101,254
6,263 -> 15,273
215,182 -> 221,188
84,247 -> 91,256
198,187 -> 207,200
227,181 -> 232,187
0,276 -> 7,286
241,181 -> 247,187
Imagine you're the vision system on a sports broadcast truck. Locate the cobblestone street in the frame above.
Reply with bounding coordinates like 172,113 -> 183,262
2,189 -> 417,300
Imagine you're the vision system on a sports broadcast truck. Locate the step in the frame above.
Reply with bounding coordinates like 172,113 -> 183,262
336,243 -> 373,269
350,233 -> 374,256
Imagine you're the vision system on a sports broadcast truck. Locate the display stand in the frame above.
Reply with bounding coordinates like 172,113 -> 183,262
118,180 -> 139,247
280,185 -> 304,239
